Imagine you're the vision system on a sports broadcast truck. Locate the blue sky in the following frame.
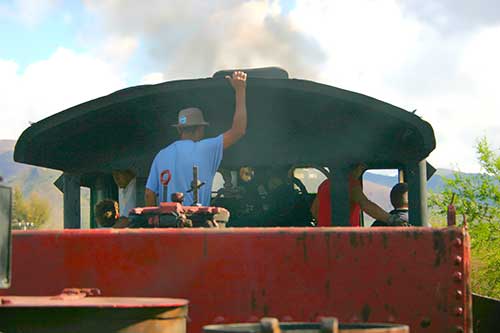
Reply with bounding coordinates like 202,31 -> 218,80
1,0 -> 500,173
0,1 -> 82,67
0,0 -> 297,83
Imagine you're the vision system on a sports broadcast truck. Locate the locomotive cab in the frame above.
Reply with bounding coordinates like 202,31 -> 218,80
6,67 -> 500,332
14,67 -> 435,228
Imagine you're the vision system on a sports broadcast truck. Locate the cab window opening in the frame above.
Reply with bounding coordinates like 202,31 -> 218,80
361,169 -> 400,227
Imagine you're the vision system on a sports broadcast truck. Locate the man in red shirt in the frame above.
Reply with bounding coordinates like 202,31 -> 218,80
310,165 -> 395,226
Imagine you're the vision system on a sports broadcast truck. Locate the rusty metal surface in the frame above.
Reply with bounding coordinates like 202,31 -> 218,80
0,287 -> 189,332
0,227 -> 470,333
204,317 -> 409,333
0,305 -> 187,333
204,322 -> 409,333
0,294 -> 188,308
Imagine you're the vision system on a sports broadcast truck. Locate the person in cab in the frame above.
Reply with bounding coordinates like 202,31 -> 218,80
145,71 -> 247,206
311,165 -> 405,226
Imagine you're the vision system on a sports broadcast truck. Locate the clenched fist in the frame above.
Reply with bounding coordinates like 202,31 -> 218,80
225,71 -> 247,92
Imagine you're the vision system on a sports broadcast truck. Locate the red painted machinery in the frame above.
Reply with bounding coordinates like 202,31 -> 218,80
2,67 -> 498,332
1,226 -> 472,332
0,288 -> 188,333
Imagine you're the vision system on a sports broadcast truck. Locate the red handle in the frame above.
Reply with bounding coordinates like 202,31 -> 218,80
160,170 -> 172,186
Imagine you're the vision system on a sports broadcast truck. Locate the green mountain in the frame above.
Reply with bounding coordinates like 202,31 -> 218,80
0,140 -> 91,229
0,139 -> 479,228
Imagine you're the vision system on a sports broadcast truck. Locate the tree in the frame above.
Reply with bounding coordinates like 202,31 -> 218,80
12,187 -> 51,229
28,192 -> 51,228
429,137 -> 500,298
12,187 -> 28,223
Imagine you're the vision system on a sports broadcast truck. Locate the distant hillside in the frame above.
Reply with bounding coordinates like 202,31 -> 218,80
0,140 -> 65,229
10,166 -> 64,229
0,139 -> 488,229
363,168 -> 470,193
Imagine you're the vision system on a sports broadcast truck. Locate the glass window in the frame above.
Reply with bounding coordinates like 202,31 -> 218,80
292,168 -> 328,194
212,171 -> 224,194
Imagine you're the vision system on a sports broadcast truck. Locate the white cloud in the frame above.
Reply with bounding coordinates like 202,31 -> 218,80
100,35 -> 139,65
82,0 -> 325,80
140,72 -> 165,85
288,0 -> 500,173
5,0 -> 498,173
0,48 -> 126,140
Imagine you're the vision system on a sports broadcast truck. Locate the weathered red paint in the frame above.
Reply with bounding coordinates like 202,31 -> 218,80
0,290 -> 188,308
0,227 -> 471,333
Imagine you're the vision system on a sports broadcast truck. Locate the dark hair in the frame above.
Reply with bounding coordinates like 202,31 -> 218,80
179,125 -> 202,136
95,199 -> 118,227
390,183 -> 408,209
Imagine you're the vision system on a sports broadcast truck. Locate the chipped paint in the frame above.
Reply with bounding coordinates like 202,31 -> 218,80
420,317 -> 431,328
361,304 -> 371,321
296,233 -> 308,262
3,227 -> 471,333
382,233 -> 388,249
433,231 -> 446,267
349,233 -> 358,248
251,291 -> 257,312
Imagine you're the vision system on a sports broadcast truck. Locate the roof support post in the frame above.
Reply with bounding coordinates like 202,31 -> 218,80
329,163 -> 350,226
63,173 -> 81,229
134,177 -> 147,207
398,169 -> 405,183
406,159 -> 429,227
89,175 -> 118,228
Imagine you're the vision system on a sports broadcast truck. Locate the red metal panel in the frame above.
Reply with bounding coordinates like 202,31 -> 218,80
0,227 -> 470,333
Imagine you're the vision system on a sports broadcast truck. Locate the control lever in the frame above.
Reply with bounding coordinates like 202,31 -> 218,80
160,169 -> 172,204
187,165 -> 205,206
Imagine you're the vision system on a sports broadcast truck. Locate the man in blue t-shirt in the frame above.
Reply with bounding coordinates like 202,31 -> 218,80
145,71 -> 247,206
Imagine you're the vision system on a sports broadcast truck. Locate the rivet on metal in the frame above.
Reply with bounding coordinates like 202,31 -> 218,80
455,307 -> 464,316
453,238 -> 462,247
454,256 -> 462,265
455,290 -> 463,299
453,272 -> 463,282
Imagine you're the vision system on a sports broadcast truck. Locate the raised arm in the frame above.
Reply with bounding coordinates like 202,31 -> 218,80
351,183 -> 390,222
223,71 -> 247,149
349,164 -> 390,222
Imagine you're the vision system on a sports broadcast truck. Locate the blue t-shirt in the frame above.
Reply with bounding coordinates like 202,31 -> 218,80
146,135 -> 223,206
